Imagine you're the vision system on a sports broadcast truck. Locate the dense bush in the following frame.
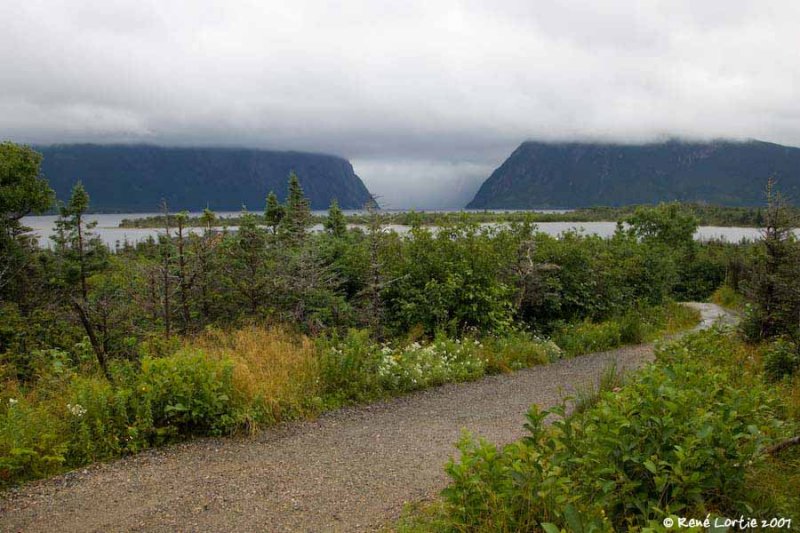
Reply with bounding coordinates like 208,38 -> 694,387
381,223 -> 516,336
763,338 -> 800,382
401,330 -> 798,531
317,330 -> 555,405
0,349 -> 242,484
318,329 -> 383,405
139,351 -> 240,436
0,397 -> 66,483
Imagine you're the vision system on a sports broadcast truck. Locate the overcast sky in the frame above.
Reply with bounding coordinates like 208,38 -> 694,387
2,0 -> 799,208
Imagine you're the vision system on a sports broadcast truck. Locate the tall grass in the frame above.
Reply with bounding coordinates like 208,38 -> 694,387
710,284 -> 746,311
571,361 -> 625,415
552,302 -> 700,358
191,326 -> 321,427
0,303 -> 700,487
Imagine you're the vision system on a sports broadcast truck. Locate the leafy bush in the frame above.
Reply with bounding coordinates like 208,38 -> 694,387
319,329 -> 566,404
318,329 -> 383,405
381,224 -> 515,336
763,338 -> 800,382
551,303 -> 699,358
64,376 -> 136,464
404,330 -> 796,531
139,350 -> 240,437
0,397 -> 66,483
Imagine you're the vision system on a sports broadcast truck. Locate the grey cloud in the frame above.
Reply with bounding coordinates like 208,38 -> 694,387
2,0 -> 799,207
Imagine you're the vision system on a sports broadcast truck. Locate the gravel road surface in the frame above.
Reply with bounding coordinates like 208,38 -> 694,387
0,303 -> 733,532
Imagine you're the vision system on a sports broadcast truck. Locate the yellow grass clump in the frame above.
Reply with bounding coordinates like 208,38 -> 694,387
190,326 -> 321,426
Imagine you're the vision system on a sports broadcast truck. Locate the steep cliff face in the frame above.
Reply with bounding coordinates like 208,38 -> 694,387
37,144 -> 374,211
467,140 -> 800,208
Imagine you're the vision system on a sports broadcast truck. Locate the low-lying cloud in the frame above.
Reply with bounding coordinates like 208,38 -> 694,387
2,0 -> 799,207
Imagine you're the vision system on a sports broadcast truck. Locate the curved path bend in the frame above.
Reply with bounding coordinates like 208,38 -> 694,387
0,303 -> 733,532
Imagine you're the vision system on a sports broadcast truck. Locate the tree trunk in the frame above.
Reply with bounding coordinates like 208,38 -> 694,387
72,299 -> 110,379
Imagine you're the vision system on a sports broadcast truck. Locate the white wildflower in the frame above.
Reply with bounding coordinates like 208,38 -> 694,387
67,403 -> 87,417
8,398 -> 18,407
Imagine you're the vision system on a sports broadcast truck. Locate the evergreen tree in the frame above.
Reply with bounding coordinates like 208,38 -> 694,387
174,211 -> 195,334
744,179 -> 800,340
52,182 -> 111,376
0,142 -> 54,299
281,172 -> 311,241
194,207 -> 219,322
221,210 -> 273,314
324,199 -> 347,237
264,191 -> 284,233
200,207 -> 216,231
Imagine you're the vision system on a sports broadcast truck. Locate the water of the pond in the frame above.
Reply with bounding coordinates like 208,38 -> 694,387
22,212 -> 769,248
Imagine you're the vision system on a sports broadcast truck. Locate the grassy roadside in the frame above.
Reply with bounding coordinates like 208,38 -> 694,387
0,302 -> 698,489
395,326 -> 800,532
709,285 -> 746,313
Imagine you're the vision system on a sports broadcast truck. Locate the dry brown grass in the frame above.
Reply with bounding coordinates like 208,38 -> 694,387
190,326 -> 320,425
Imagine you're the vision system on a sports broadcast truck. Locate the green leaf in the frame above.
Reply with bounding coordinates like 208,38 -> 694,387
541,523 -> 562,533
563,504 -> 584,533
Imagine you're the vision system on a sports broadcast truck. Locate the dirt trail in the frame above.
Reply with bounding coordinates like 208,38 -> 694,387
0,303 -> 733,533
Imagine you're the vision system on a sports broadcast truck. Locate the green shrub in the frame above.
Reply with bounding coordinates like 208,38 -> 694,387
481,331 -> 561,373
139,350 -> 240,437
763,338 -> 800,382
550,304 -> 698,358
552,320 -> 623,357
0,397 -> 67,483
409,330 -> 794,532
711,284 -> 745,311
64,376 -> 132,464
318,329 -> 383,405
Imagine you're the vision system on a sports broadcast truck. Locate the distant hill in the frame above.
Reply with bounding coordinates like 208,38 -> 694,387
467,140 -> 800,209
36,144 -> 374,212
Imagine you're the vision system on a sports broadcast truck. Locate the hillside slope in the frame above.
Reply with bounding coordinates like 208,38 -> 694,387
467,140 -> 800,208
36,144 -> 374,211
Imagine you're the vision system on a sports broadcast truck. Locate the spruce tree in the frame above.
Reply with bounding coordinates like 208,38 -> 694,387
264,190 -> 284,233
324,199 -> 347,237
52,182 -> 110,376
281,172 -> 311,241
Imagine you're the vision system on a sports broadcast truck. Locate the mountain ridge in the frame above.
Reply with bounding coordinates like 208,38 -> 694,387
35,144 -> 374,212
467,139 -> 800,208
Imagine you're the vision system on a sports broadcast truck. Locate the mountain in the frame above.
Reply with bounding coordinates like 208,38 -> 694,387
36,144 -> 374,212
467,140 -> 800,209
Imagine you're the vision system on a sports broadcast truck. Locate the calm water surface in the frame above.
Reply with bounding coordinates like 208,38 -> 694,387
22,212 -> 768,248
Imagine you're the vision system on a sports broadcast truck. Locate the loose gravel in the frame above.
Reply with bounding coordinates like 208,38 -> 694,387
0,303 -> 733,533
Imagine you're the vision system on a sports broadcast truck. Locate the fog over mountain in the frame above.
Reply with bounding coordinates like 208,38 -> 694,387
3,1 -> 800,208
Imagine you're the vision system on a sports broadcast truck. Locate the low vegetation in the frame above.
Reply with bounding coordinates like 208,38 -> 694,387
0,303 -> 695,486
117,201 -> 800,229
397,180 -> 800,531
397,330 -> 800,532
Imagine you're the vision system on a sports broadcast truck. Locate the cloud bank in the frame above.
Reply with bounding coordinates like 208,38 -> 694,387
2,0 -> 799,207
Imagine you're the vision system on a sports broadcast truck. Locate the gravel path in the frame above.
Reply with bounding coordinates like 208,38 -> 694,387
0,304 -> 733,533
